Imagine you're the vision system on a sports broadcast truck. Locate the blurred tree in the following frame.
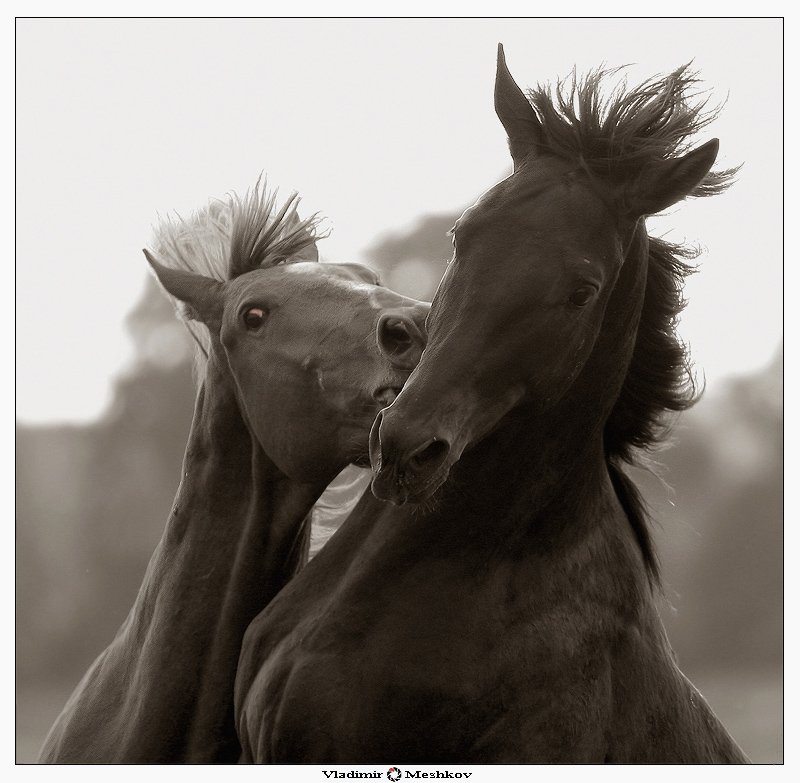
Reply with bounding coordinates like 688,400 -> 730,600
366,213 -> 456,301
655,349 -> 783,671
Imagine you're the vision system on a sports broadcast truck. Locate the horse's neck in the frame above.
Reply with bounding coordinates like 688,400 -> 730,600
131,346 -> 317,618
449,364 -> 635,558
43,349 -> 325,763
124,351 -> 324,760
437,236 -> 747,760
448,223 -> 649,550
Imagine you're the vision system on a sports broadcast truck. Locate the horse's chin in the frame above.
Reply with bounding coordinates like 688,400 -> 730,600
370,468 -> 448,507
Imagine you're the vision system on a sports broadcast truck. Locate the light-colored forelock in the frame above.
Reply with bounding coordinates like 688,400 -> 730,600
148,179 -> 325,367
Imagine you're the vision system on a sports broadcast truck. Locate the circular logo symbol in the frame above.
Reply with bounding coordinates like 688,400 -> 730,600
387,768 -> 402,782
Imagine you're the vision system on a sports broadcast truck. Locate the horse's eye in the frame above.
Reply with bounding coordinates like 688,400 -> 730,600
569,286 -> 596,308
243,307 -> 267,329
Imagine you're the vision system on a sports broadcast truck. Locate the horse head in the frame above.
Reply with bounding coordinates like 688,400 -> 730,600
369,46 -> 725,505
147,189 -> 429,486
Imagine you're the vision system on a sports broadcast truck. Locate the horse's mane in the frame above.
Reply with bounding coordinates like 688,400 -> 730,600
524,67 -> 739,584
605,237 -> 699,464
149,180 -> 361,554
149,179 -> 324,363
526,64 -> 737,197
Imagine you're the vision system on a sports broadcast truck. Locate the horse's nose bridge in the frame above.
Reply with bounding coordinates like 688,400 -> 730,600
408,300 -> 431,336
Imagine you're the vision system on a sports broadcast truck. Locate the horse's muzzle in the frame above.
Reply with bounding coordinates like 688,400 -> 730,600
368,407 -> 452,505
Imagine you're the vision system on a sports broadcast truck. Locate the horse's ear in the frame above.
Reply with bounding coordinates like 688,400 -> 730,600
495,43 -> 542,170
627,138 -> 720,217
144,249 -> 224,327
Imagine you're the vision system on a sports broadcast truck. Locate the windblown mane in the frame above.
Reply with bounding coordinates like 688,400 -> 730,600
150,179 -> 324,362
524,68 -> 738,582
605,237 -> 699,464
526,65 -> 737,197
523,66 -> 737,461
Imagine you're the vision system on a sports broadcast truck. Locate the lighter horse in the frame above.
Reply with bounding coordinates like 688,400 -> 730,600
40,185 -> 428,763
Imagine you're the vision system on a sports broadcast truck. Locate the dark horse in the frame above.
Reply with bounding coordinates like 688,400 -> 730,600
234,49 -> 748,762
39,184 -> 428,763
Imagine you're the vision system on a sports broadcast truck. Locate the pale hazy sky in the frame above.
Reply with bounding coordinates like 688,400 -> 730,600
16,18 -> 782,424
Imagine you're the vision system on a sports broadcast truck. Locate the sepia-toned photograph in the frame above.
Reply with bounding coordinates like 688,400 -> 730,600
16,16 -> 782,766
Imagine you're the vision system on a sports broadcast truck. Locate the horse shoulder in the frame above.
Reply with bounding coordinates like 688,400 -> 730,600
39,637 -> 133,762
39,573 -> 189,762
605,610 -> 749,763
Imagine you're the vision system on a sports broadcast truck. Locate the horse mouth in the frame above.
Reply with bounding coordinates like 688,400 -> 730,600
370,465 -> 447,506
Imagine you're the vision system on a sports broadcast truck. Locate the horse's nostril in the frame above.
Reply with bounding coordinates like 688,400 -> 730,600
409,438 -> 449,471
378,316 -> 414,357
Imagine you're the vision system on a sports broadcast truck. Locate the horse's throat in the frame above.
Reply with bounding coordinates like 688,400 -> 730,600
122,363 -> 325,762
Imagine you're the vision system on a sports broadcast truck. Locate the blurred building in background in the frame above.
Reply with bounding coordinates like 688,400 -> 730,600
16,212 -> 782,762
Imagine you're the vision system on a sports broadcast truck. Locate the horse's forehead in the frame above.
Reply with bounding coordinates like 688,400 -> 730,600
227,263 -> 390,312
286,261 -> 383,289
464,167 -> 616,249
